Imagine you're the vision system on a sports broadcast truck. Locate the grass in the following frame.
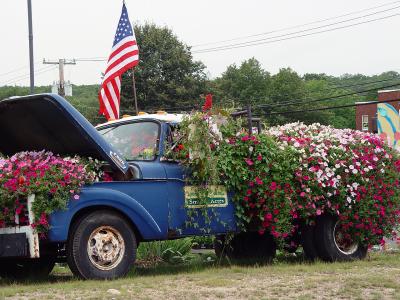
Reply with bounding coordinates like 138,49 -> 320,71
1,251 -> 400,299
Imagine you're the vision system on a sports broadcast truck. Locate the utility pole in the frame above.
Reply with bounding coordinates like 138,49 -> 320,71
132,69 -> 138,115
43,58 -> 76,97
27,0 -> 34,94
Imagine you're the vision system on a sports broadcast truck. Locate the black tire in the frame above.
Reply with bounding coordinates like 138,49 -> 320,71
314,214 -> 367,262
0,257 -> 55,280
300,224 -> 319,261
67,210 -> 137,280
215,232 -> 276,262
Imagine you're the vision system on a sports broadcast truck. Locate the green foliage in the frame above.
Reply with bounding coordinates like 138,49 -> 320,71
0,152 -> 99,232
165,111 -> 230,230
137,238 -> 193,265
191,235 -> 214,249
213,58 -> 270,107
120,23 -> 207,111
171,111 -> 400,248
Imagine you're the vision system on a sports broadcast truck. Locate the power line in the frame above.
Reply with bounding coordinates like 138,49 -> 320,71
306,77 -> 400,92
0,65 -> 31,78
247,76 -> 400,103
75,57 -> 107,62
0,65 -> 57,86
255,82 -> 400,109
191,0 -> 400,48
257,98 -> 400,116
60,4 -> 400,62
193,13 -> 400,54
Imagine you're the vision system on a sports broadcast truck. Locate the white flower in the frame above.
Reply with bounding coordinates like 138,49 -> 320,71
349,165 -> 354,170
352,169 -> 358,174
346,196 -> 352,203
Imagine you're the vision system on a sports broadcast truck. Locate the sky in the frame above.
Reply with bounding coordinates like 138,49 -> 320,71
0,0 -> 400,87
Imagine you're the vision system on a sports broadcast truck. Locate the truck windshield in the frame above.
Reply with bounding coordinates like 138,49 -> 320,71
98,122 -> 159,161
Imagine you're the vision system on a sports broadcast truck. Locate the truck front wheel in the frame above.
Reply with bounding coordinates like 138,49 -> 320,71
314,214 -> 367,262
67,210 -> 137,280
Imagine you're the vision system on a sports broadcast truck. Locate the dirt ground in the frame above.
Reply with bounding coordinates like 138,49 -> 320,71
1,252 -> 400,300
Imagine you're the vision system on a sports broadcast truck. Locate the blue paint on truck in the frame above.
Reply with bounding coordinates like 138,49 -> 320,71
0,94 -> 236,246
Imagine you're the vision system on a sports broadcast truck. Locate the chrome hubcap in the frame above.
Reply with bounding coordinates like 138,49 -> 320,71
333,220 -> 359,255
87,226 -> 125,270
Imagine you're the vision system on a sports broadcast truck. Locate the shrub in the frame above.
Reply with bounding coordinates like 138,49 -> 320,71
169,111 -> 400,248
137,238 -> 193,265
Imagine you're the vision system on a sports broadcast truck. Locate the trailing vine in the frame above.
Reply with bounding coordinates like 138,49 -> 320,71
164,110 -> 237,232
165,111 -> 400,249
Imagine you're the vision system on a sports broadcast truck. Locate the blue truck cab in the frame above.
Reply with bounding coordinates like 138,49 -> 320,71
0,94 -> 236,279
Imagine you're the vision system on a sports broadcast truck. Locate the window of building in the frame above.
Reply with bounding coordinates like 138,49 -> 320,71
362,115 -> 369,131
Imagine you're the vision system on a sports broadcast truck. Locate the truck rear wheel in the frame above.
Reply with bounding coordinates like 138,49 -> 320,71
215,232 -> 276,262
67,210 -> 137,280
314,214 -> 367,262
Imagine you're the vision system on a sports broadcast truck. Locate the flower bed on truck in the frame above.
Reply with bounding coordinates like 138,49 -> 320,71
168,111 -> 400,260
0,151 -> 98,233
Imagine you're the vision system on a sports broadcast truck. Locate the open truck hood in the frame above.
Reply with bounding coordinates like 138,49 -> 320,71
0,93 -> 130,175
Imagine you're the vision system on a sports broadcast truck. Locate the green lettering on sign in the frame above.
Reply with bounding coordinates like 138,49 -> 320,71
184,186 -> 228,208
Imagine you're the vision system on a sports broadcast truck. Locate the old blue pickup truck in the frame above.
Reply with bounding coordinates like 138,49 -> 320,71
0,94 -> 367,280
0,93 -> 240,279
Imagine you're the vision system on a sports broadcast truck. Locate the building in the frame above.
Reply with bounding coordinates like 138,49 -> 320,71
355,89 -> 400,148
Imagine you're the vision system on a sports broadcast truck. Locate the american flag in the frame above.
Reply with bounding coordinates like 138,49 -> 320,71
98,3 -> 139,120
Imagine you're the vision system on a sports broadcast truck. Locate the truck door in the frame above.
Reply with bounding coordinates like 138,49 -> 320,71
161,123 -> 237,237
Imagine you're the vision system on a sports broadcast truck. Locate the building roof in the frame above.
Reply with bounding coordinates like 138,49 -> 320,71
377,89 -> 400,93
355,101 -> 376,105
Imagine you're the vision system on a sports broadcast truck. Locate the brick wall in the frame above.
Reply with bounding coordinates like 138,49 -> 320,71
355,89 -> 400,132
355,103 -> 377,132
378,90 -> 400,110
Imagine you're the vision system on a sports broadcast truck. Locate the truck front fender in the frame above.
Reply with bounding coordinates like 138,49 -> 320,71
48,187 -> 165,242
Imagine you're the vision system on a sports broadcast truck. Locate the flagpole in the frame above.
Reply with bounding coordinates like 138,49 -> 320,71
132,69 -> 138,115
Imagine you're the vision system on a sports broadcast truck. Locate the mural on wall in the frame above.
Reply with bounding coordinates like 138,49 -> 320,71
377,103 -> 400,150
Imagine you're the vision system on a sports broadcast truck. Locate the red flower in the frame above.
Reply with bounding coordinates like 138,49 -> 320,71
18,176 -> 26,185
264,213 -> 273,221
202,93 -> 213,111
245,158 -> 254,166
255,177 -> 263,185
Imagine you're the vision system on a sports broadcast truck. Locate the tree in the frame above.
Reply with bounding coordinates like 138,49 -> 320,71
120,23 -> 207,112
265,68 -> 307,124
213,58 -> 270,108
